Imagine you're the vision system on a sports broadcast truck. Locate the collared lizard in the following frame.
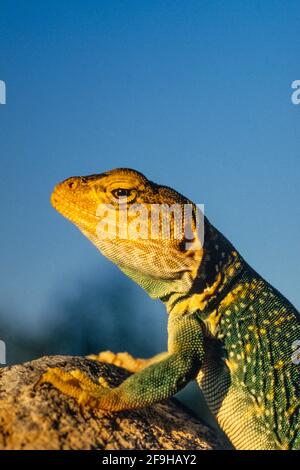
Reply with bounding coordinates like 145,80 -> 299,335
37,168 -> 300,450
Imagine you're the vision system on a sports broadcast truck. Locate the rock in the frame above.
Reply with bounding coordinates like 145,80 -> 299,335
0,355 -> 229,450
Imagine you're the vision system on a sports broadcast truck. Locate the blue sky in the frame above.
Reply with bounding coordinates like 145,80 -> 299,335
0,0 -> 299,335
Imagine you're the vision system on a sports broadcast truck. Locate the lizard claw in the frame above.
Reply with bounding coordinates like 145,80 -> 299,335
35,367 -> 110,411
88,350 -> 148,373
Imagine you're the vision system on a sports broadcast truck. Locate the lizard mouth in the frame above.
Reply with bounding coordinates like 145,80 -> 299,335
51,189 -> 99,236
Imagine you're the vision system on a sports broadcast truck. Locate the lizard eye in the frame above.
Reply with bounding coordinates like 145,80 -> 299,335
111,188 -> 136,202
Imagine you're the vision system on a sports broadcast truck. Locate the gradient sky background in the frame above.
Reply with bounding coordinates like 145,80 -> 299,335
0,1 -> 299,346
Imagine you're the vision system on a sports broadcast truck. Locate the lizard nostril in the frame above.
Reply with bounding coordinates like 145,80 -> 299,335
68,180 -> 78,190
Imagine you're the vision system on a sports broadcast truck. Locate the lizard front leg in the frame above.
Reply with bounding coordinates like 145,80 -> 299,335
36,314 -> 204,412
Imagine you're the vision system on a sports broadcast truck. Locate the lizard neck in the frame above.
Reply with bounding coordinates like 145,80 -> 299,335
164,222 -> 247,318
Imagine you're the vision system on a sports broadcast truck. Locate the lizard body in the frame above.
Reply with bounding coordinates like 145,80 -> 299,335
39,168 -> 300,450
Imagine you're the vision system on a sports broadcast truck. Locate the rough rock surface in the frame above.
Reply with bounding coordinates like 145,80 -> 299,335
0,355 -> 229,450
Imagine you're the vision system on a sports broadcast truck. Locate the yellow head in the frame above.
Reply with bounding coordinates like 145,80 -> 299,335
51,168 -> 203,298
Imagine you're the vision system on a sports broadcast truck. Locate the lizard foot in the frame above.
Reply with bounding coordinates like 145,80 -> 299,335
35,367 -> 110,410
87,350 -> 148,373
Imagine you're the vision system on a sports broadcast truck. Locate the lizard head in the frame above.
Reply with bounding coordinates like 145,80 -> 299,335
51,168 -> 204,299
